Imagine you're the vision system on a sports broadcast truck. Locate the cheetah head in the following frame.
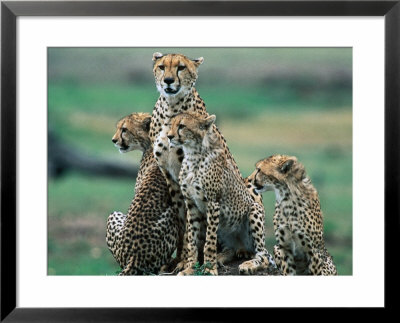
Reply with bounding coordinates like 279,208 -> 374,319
112,113 -> 152,153
167,112 -> 216,150
249,154 -> 306,193
152,53 -> 204,100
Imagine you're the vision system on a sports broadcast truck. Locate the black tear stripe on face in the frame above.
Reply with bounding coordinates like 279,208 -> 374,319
251,169 -> 260,185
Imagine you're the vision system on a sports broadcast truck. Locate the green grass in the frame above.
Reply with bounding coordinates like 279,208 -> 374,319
48,172 -> 134,217
192,262 -> 214,276
48,173 -> 134,275
48,237 -> 119,275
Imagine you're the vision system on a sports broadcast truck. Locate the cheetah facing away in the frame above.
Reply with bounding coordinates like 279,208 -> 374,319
150,53 -> 272,274
248,154 -> 337,275
107,113 -> 179,275
167,112 -> 275,276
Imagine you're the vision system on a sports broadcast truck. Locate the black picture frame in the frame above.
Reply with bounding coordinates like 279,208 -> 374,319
1,0 -> 398,321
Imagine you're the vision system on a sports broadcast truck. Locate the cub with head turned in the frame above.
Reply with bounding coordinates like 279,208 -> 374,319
167,112 -> 275,275
107,113 -> 179,275
248,154 -> 337,275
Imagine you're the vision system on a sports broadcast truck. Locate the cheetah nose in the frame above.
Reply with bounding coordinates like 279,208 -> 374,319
112,139 -> 117,143
164,77 -> 174,85
167,135 -> 174,140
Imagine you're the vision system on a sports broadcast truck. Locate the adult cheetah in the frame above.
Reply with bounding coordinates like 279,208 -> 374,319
248,154 -> 338,275
107,113 -> 179,275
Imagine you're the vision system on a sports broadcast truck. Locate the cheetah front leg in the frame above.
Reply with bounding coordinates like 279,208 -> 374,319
202,201 -> 220,275
277,247 -> 296,275
239,203 -> 275,275
161,228 -> 185,274
273,244 -> 282,272
292,231 -> 324,275
177,203 -> 202,276
275,227 -> 296,275
273,244 -> 299,275
154,130 -> 188,271
170,221 -> 189,274
159,200 -> 187,274
299,238 -> 337,275
170,188 -> 186,264
165,180 -> 187,272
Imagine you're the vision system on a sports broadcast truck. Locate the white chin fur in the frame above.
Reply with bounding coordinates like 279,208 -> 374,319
119,146 -> 135,154
169,140 -> 181,149
156,84 -> 178,96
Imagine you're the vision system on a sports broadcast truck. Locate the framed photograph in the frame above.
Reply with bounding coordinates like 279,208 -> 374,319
1,0 -> 398,320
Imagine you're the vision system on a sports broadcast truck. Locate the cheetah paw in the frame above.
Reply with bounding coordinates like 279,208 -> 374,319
177,268 -> 195,276
204,267 -> 218,276
159,264 -> 173,274
172,260 -> 187,274
160,256 -> 182,274
238,260 -> 258,275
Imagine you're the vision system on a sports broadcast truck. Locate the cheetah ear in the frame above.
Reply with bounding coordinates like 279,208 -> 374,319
152,52 -> 163,62
192,57 -> 204,67
280,159 -> 295,174
142,116 -> 152,133
200,114 -> 216,130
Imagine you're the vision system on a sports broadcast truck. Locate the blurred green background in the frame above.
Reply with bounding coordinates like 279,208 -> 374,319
48,48 -> 352,275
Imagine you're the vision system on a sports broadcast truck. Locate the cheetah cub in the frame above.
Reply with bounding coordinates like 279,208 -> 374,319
168,112 -> 274,276
107,113 -> 179,275
249,154 -> 337,275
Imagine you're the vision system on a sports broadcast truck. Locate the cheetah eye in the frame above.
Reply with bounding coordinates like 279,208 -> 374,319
121,127 -> 127,133
177,65 -> 186,71
158,65 -> 165,70
178,124 -> 185,130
